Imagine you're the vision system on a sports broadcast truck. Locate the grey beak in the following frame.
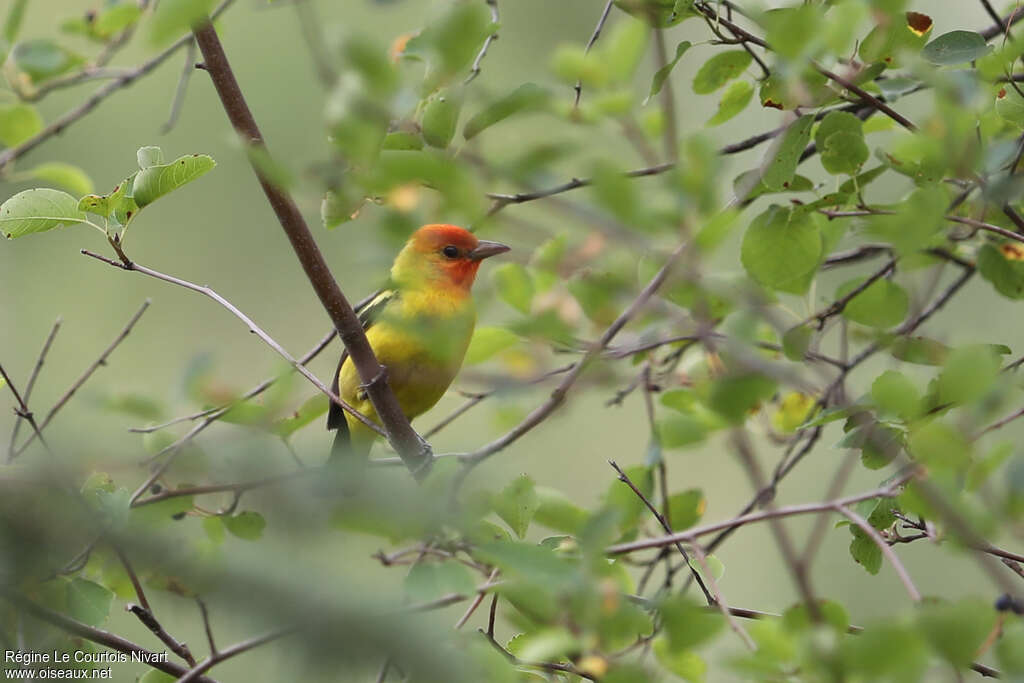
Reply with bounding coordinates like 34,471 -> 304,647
469,240 -> 511,260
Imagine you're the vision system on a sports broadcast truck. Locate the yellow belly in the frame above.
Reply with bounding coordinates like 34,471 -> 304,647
338,311 -> 474,446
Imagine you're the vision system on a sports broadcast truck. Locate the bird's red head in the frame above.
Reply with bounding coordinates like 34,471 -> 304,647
395,224 -> 510,291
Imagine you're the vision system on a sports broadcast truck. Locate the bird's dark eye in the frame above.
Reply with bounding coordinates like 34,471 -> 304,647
442,245 -> 460,258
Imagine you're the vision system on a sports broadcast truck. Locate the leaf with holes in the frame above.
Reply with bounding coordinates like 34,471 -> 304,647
132,152 -> 216,208
0,188 -> 93,239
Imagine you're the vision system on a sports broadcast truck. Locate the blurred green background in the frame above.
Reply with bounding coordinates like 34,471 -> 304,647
1,1 -> 1016,681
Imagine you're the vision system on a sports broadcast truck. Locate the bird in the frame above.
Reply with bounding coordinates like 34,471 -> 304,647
326,224 -> 510,465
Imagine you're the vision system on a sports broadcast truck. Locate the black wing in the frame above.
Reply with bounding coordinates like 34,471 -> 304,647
326,288 -> 400,432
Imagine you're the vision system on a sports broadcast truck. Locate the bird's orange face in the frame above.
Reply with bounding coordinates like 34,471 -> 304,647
403,224 -> 510,291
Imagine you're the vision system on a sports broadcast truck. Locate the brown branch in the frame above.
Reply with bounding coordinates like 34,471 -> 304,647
126,603 -> 197,667
175,627 -> 293,683
191,20 -> 431,479
11,301 -> 150,460
1,590 -> 219,683
7,317 -> 61,462
196,598 -> 218,656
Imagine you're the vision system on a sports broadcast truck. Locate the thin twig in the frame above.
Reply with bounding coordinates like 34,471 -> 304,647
573,0 -> 614,107
7,317 -> 61,462
465,0 -> 500,84
175,627 -> 294,683
196,599 -> 218,656
608,471 -> 915,555
11,301 -> 150,459
609,460 -> 714,604
161,38 -> 198,134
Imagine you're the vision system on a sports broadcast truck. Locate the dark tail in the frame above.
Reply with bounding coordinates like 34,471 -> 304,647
329,419 -> 351,464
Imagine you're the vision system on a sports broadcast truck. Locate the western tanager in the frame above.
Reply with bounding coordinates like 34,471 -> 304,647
327,224 -> 510,461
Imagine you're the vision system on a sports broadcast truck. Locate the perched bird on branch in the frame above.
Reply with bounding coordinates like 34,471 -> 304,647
327,224 -> 510,464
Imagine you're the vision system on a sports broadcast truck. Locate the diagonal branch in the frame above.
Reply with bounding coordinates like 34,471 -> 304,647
7,317 -> 61,462
191,20 -> 431,479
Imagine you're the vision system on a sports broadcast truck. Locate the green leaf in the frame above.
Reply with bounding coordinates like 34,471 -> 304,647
889,336 -> 950,365
761,114 -> 814,191
740,205 -> 822,293
3,0 -> 28,45
224,511 -> 266,540
871,370 -> 921,419
138,671 -> 176,683
137,146 -> 165,169
708,372 -> 777,423
149,0 -> 216,46
421,93 -> 461,149
494,474 -> 539,539
848,527 -> 882,574
9,39 -> 83,83
907,420 -> 970,471
667,489 -> 705,530
78,175 -> 138,226
534,487 -> 587,534
922,30 -> 991,65
836,277 -> 908,328
936,345 -> 1001,406
653,638 -> 705,682
94,4 -> 143,39
657,415 -> 708,448
132,152 -> 216,208
996,86 -> 1024,129
272,393 -> 329,438
764,5 -> 823,59
465,326 -> 519,364
692,50 -> 751,94
202,516 -> 225,545
781,324 -> 812,361
648,40 -> 691,101
0,103 -> 42,146
602,14 -> 649,83
659,596 -> 724,650
404,560 -> 476,601
0,188 -> 92,239
917,598 -> 996,667
23,162 -> 94,196
492,262 -> 534,314
66,578 -> 113,627
997,619 -> 1024,674
464,83 -> 549,140
706,80 -> 752,126
978,242 -> 1024,299
815,111 -> 868,176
